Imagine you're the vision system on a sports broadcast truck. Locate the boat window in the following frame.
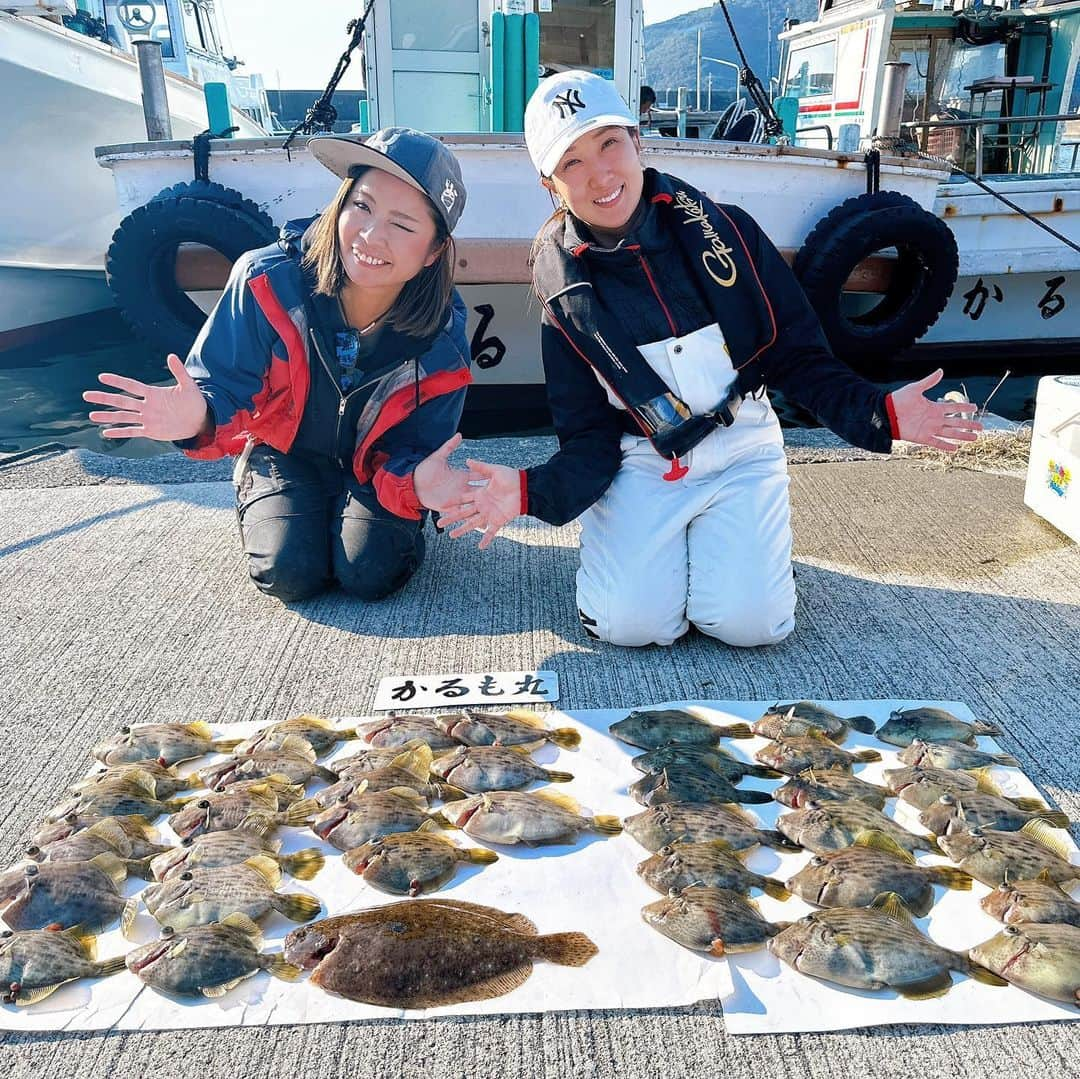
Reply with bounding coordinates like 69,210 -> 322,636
785,39 -> 836,99
539,0 -> 617,79
390,0 -> 479,53
886,37 -> 931,122
937,40 -> 1008,112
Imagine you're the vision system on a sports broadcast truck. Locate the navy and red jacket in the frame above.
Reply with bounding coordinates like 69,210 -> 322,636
179,217 -> 471,520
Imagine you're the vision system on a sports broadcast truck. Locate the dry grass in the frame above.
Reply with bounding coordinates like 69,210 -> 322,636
895,424 -> 1033,474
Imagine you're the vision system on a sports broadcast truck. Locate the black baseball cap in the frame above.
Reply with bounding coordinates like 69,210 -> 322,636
309,127 -> 467,234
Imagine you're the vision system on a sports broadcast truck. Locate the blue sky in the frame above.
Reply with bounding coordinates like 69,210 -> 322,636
218,1 -> 705,89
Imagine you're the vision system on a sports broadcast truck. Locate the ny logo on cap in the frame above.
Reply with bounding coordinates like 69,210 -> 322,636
552,89 -> 586,120
441,178 -> 458,212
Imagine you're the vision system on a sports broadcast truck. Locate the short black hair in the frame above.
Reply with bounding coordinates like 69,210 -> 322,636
640,85 -> 657,109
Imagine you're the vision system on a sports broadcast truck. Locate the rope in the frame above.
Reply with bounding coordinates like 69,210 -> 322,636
713,0 -> 784,137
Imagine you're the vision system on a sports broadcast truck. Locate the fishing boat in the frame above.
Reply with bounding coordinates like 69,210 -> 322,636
0,0 -> 266,349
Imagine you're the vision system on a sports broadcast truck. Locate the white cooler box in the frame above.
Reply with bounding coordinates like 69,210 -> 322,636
1024,375 -> 1080,542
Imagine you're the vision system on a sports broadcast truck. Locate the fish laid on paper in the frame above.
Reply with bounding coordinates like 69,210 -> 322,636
883,765 -> 1045,812
969,923 -> 1080,1006
875,707 -> 1001,748
126,915 -> 301,998
168,786 -> 317,840
623,802 -> 800,854
46,775 -> 190,823
198,740 -> 339,789
314,744 -> 459,807
631,744 -> 781,781
332,739 -> 434,777
311,787 -> 430,850
436,709 -> 581,751
30,814 -> 165,860
0,854 -> 137,935
770,893 -> 1007,997
343,824 -> 498,896
608,708 -> 751,750
0,926 -> 126,1006
143,856 -> 321,929
937,822 -> 1080,887
754,732 -> 882,776
356,715 -> 460,751
629,765 -> 772,806
25,816 -> 166,867
206,776 -> 307,805
777,800 -> 943,856
234,715 -> 358,758
92,721 -> 241,766
149,830 -> 325,882
72,760 -> 198,800
773,768 -> 892,810
752,701 -> 876,743
436,790 -> 621,846
284,899 -> 598,1008
899,739 -> 1020,770
919,792 -> 1069,836
785,830 -> 972,916
429,745 -> 574,793
636,841 -> 790,899
642,885 -> 786,954
981,876 -> 1080,927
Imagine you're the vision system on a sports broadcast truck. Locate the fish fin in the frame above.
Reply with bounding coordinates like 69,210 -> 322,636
870,891 -> 915,924
852,829 -> 917,864
847,715 -> 877,735
424,961 -> 533,1006
120,898 -> 139,940
761,877 -> 791,901
417,819 -> 444,835
703,838 -> 735,852
201,978 -> 243,999
426,811 -> 455,830
967,961 -> 1009,987
544,770 -> 574,783
243,855 -> 282,888
551,727 -> 582,749
855,749 -> 883,763
117,814 -> 157,839
14,984 -> 60,1006
292,714 -> 334,731
121,769 -> 160,797
435,783 -> 469,802
164,798 -> 194,814
274,893 -> 322,923
261,775 -> 305,800
1007,796 -> 1050,813
923,835 -> 945,856
85,819 -> 134,857
717,723 -> 754,740
971,767 -> 1002,796
737,790 -> 774,805
93,955 -> 127,978
897,972 -> 953,1000
184,720 -> 214,740
220,912 -> 263,942
503,708 -> 549,729
280,849 -> 325,882
1036,810 -> 1070,829
384,786 -> 428,810
762,830 -> 802,851
972,721 -> 1001,736
62,925 -> 97,960
282,798 -> 319,826
804,729 -> 831,742
992,753 -> 1020,767
265,955 -> 303,981
929,866 -> 973,891
388,743 -> 434,780
89,851 -> 128,888
466,848 -> 499,865
276,734 -> 317,762
533,789 -> 581,815
536,931 -> 598,966
238,813 -> 275,837
590,816 -> 623,837
1020,819 -> 1072,857
749,765 -> 784,779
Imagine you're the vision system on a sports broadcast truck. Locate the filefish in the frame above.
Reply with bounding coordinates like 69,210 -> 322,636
969,923 -> 1080,1006
429,745 -> 574,793
46,777 -> 190,824
770,893 -> 1006,997
608,708 -> 751,750
313,744 -> 458,807
148,830 -> 325,882
754,732 -> 881,776
198,741 -> 339,789
72,760 -> 198,800
752,702 -> 876,743
234,715 -> 357,758
436,709 -> 582,751
169,786 -> 317,840
126,915 -> 301,998
876,708 -> 1001,749
631,744 -> 781,782
636,841 -> 790,899
773,768 -> 892,810
311,787 -> 430,851
284,899 -> 598,1008
24,817 -> 154,864
642,885 -> 786,954
884,765 -> 989,810
0,926 -> 126,1006
436,790 -> 621,846
623,802 -> 800,854
777,800 -> 942,856
92,720 -> 241,766
356,715 -> 460,752
143,856 -> 321,929
343,825 -> 498,896
785,830 -> 972,917
899,739 -> 1020,770
207,776 -> 307,805
332,739 -> 434,778
0,855 -> 137,935
628,765 -> 772,806
919,792 -> 1069,836
981,876 -> 1080,928
29,814 -> 165,861
937,823 -> 1080,888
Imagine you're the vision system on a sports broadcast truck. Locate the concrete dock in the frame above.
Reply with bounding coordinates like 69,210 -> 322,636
0,435 -> 1077,1075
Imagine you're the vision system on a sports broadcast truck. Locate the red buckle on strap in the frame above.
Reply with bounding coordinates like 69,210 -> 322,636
663,457 -> 689,481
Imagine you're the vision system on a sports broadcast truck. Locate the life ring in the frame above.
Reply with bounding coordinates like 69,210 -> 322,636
794,191 -> 959,365
106,181 -> 277,358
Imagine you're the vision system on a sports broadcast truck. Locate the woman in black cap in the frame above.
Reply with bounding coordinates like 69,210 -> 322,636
84,128 -> 472,604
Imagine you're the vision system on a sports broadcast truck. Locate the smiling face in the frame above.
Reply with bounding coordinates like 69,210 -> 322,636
542,125 -> 643,234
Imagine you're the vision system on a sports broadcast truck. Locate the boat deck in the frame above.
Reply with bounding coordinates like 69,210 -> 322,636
0,435 -> 1077,1073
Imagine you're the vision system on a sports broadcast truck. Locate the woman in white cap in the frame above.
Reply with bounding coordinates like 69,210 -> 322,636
84,128 -> 472,604
443,71 -> 980,648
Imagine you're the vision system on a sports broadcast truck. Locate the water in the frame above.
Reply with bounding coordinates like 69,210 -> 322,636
0,308 -> 1065,459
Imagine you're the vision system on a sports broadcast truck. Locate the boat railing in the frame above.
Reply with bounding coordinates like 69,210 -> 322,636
901,114 -> 1079,180
793,124 -> 835,151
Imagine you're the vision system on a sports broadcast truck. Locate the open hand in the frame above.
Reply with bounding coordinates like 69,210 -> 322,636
438,459 -> 521,550
889,369 -> 982,451
83,353 -> 209,441
412,433 -> 472,511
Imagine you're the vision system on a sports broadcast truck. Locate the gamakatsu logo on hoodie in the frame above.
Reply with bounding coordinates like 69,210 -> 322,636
674,190 -> 737,287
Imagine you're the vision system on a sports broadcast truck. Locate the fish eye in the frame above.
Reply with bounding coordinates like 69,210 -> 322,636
658,845 -> 673,856
810,856 -> 826,867
65,813 -> 78,824
161,925 -> 175,937
120,726 -> 131,734
180,838 -> 193,848
0,931 -> 12,939
940,793 -> 956,805
197,800 -> 210,809
23,865 -> 38,877
180,871 -> 193,881
1005,925 -> 1021,936
24,845 -> 39,856
337,795 -> 349,804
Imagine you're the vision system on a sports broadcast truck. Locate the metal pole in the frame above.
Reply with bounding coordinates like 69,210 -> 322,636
974,123 -> 984,180
876,60 -> 910,138
677,86 -> 687,139
696,30 -> 701,111
708,74 -> 712,111
133,39 -> 173,141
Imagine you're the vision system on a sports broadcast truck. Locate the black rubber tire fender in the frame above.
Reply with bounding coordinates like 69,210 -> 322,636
794,197 -> 959,364
106,190 -> 278,359
149,180 -> 275,231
